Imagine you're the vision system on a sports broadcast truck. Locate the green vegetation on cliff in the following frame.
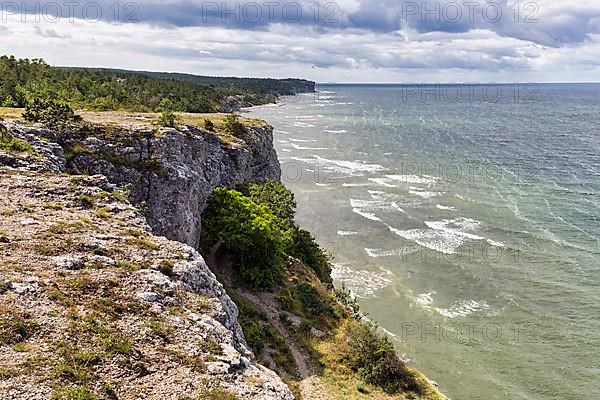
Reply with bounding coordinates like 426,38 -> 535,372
202,182 -> 443,399
0,55 -> 314,113
202,182 -> 332,290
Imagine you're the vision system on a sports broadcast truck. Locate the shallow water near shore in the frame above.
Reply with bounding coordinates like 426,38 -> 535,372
248,84 -> 600,400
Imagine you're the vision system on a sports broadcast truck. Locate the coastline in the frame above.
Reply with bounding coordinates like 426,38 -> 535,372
245,98 -> 447,397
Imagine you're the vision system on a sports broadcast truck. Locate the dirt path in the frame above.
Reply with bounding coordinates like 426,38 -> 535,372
204,244 -> 328,400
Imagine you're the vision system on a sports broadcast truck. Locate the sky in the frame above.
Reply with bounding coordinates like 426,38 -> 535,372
1,0 -> 600,82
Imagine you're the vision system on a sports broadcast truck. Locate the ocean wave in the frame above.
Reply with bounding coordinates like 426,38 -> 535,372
289,138 -> 317,143
387,217 -> 503,254
323,129 -> 348,133
424,218 -> 483,241
342,183 -> 372,187
368,177 -> 398,188
408,188 -> 442,199
290,143 -> 328,150
415,292 -> 436,306
365,247 -> 419,258
337,230 -> 359,236
388,225 -> 465,254
314,156 -> 385,176
352,208 -> 381,221
331,264 -> 394,298
436,204 -> 456,210
434,300 -> 491,318
350,198 -> 406,214
386,174 -> 439,185
292,121 -> 315,128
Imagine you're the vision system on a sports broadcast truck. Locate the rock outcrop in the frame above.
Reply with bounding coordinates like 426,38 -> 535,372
2,120 -> 281,248
0,120 -> 293,399
0,169 -> 294,400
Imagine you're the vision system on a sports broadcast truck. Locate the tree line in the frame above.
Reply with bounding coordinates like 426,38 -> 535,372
0,55 -> 314,113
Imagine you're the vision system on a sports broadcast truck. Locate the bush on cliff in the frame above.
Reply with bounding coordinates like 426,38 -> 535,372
237,181 -> 333,284
202,187 -> 287,291
223,113 -> 246,135
335,320 -> 435,396
23,97 -> 82,129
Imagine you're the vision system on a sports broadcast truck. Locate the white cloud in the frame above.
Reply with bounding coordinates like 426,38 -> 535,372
0,1 -> 599,82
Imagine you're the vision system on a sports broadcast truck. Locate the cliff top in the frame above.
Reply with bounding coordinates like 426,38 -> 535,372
0,169 -> 293,400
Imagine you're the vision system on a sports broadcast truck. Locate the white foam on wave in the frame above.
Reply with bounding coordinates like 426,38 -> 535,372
289,138 -> 317,143
415,292 -> 436,306
434,300 -> 491,318
352,208 -> 381,221
381,327 -> 398,339
408,188 -> 442,199
368,177 -> 398,188
331,264 -> 394,299
424,218 -> 484,241
281,148 -> 292,152
337,230 -> 359,236
386,175 -> 439,185
387,217 -> 503,254
323,129 -> 348,133
290,143 -> 328,150
314,156 -> 385,176
350,198 -> 406,214
292,121 -> 315,128
365,247 -> 419,258
388,225 -> 464,254
436,204 -> 456,211
290,156 -> 317,164
487,239 -> 505,247
342,183 -> 372,187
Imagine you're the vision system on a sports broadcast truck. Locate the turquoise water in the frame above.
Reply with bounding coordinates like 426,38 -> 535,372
248,84 -> 600,400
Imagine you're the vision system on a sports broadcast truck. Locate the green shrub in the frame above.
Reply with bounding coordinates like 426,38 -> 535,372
202,188 -> 286,291
155,111 -> 179,128
223,113 -> 246,135
289,227 -> 332,284
297,282 -> 335,317
203,119 -> 215,131
154,98 -> 181,128
23,98 -> 82,129
342,321 -> 427,395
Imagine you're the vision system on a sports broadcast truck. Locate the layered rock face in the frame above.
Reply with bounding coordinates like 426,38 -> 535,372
0,120 -> 293,400
75,124 -> 281,248
3,120 -> 281,248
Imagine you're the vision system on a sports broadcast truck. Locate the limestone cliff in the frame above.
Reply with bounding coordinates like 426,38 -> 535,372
0,120 -> 293,399
2,119 -> 281,248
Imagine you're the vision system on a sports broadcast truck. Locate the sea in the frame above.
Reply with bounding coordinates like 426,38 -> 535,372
248,83 -> 600,400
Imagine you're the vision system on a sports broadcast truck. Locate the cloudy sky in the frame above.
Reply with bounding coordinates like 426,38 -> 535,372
1,0 -> 600,82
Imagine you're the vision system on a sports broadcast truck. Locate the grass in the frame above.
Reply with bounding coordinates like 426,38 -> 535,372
94,207 -> 111,219
126,237 -> 159,251
0,310 -> 39,345
0,136 -> 38,156
48,221 -> 86,234
0,107 -> 24,119
78,194 -> 95,209
115,259 -> 140,272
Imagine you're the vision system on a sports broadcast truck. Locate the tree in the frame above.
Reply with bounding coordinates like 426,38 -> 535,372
203,188 -> 286,291
153,97 -> 180,128
23,98 -> 82,130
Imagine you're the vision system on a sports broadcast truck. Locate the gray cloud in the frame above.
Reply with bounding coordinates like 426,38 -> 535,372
8,0 -> 600,47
